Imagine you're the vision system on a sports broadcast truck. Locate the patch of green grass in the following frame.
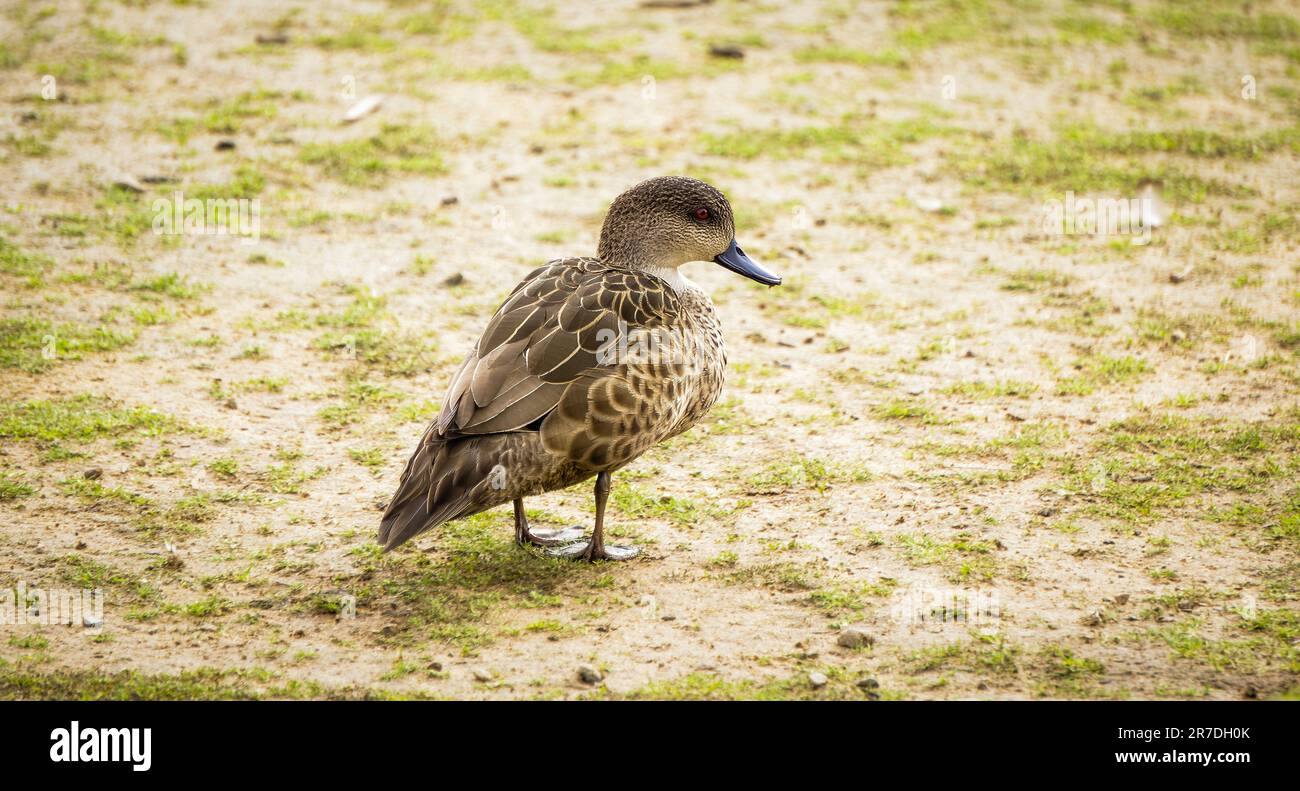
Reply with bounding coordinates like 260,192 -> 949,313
1002,268 -> 1071,292
610,484 -> 728,527
300,125 -> 448,186
956,123 -> 1259,202
312,15 -> 396,53
0,395 -> 177,446
809,579 -> 897,615
509,4 -> 633,55
348,447 -> 386,471
613,668 -> 881,701
0,666 -> 414,701
1058,412 -> 1299,528
872,399 -> 943,424
795,45 -> 910,69
131,272 -> 207,299
701,113 -> 953,169
8,634 -> 49,650
942,379 -> 1039,398
908,632 -> 1020,675
1145,6 -> 1300,42
0,472 -> 35,500
897,532 -> 1000,581
60,476 -> 151,508
0,236 -> 53,283
1056,354 -> 1148,395
746,455 -> 871,494
0,317 -> 136,373
891,0 -> 1021,50
58,554 -> 160,602
354,512 -> 619,653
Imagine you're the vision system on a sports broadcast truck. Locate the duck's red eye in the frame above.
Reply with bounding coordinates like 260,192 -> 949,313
694,208 -> 710,221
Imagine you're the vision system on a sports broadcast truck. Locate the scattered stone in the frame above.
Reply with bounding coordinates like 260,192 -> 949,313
578,664 -> 603,684
255,33 -> 288,45
661,614 -> 676,621
442,272 -> 466,287
428,661 -> 442,672
708,44 -> 745,59
111,175 -> 144,193
440,195 -> 459,206
1114,594 -> 1130,605
641,0 -> 713,8
1036,506 -> 1057,517
83,468 -> 103,480
342,94 -> 384,124
837,627 -> 874,649
82,613 -> 103,629
855,677 -> 879,690
215,139 -> 236,151
472,669 -> 493,682
808,671 -> 828,688
1169,265 -> 1193,283
223,397 -> 238,410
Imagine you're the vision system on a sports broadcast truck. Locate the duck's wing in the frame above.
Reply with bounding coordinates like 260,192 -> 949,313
435,257 -> 686,466
380,258 -> 688,550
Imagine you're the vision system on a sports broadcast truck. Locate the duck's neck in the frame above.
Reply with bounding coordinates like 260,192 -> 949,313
598,249 -> 693,293
640,263 -> 691,292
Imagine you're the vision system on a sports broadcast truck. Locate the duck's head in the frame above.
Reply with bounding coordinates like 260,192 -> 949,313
598,176 -> 781,287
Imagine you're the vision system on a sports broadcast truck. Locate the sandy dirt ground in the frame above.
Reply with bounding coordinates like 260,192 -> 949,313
0,0 -> 1297,699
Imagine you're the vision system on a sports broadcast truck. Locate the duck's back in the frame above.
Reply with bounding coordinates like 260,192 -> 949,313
443,257 -> 722,465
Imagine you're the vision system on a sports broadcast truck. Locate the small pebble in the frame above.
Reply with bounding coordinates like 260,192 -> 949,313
83,468 -> 103,480
709,44 -> 745,59
808,672 -> 828,688
578,664 -> 602,684
837,627 -> 874,649
473,669 -> 493,682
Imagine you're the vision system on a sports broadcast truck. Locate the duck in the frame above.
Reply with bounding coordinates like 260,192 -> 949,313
378,176 -> 781,561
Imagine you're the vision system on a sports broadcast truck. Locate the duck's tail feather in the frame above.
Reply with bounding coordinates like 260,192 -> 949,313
377,433 -> 504,552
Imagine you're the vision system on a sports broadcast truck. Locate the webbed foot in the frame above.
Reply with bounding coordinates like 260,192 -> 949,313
547,541 -> 640,562
518,525 -> 587,547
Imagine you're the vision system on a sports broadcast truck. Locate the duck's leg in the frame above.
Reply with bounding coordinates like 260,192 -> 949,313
513,498 -> 585,547
548,472 -> 640,561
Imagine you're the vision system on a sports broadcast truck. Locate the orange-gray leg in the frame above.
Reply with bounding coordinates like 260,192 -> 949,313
547,472 -> 640,562
513,498 -> 585,547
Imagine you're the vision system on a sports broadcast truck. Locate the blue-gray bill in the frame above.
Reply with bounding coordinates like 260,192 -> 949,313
714,239 -> 781,286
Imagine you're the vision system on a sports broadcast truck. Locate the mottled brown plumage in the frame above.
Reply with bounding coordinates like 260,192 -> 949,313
379,176 -> 779,560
